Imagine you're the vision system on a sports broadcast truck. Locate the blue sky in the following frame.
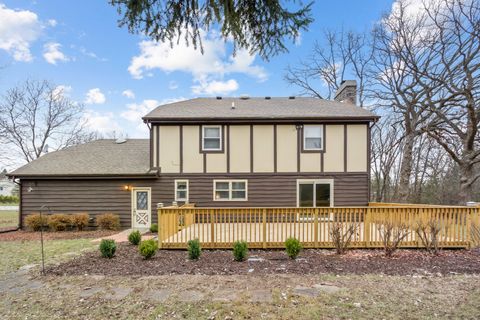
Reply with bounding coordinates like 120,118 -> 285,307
0,0 -> 394,138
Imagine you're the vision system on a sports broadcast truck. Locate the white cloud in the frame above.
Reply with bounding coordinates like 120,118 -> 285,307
47,19 -> 57,27
52,85 -> 72,97
78,46 -> 107,61
120,97 -> 186,136
43,42 -> 69,65
128,30 -> 268,94
0,4 -> 42,62
122,89 -> 135,99
192,79 -> 239,95
83,110 -> 121,134
84,88 -> 106,104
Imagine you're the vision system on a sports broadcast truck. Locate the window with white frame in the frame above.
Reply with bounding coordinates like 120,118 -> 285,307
175,180 -> 189,202
202,125 -> 222,151
303,125 -> 323,151
214,180 -> 247,201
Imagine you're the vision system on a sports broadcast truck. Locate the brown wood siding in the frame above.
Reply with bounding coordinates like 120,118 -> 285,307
20,173 -> 368,228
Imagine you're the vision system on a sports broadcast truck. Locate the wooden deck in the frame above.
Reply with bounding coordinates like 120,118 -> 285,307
158,206 -> 479,249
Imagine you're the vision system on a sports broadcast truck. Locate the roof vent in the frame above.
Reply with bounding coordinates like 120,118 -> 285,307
115,137 -> 127,144
231,102 -> 235,110
216,96 -> 222,100
240,95 -> 249,100
288,96 -> 295,99
265,96 -> 271,100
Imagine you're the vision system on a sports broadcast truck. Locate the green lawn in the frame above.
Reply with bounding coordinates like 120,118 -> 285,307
0,210 -> 18,228
0,238 -> 96,275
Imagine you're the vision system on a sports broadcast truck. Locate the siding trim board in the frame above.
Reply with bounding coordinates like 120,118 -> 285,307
179,125 -> 183,173
145,117 -> 378,125
344,124 -> 347,173
249,125 -> 253,173
273,124 -> 277,173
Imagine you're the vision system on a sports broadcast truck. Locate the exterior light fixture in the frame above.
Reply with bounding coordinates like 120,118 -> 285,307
123,185 -> 130,191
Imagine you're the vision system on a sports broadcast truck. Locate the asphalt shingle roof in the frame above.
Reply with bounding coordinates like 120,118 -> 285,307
143,97 -> 378,121
9,139 -> 153,177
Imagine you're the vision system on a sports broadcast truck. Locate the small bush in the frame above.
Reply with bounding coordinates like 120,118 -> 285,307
285,237 -> 302,260
47,214 -> 72,231
187,239 -> 201,260
96,213 -> 120,230
376,220 -> 410,257
233,240 -> 248,262
150,223 -> 158,233
128,230 -> 142,245
24,214 -> 48,231
415,218 -> 443,255
330,222 -> 359,254
71,213 -> 89,231
139,239 -> 158,259
99,239 -> 116,258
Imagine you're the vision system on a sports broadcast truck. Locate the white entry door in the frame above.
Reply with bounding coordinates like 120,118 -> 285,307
132,187 -> 151,229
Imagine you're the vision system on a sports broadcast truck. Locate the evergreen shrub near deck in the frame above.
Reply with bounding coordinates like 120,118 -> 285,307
150,223 -> 158,233
139,239 -> 158,259
285,237 -> 302,259
96,213 -> 120,230
128,230 -> 142,245
233,240 -> 248,261
187,239 -> 201,260
99,239 -> 116,258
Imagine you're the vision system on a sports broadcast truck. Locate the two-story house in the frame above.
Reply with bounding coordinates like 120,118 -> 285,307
8,81 -> 379,229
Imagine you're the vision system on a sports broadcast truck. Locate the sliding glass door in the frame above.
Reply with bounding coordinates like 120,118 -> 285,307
297,180 -> 333,207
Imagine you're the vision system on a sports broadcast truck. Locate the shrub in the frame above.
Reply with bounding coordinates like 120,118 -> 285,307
24,214 -> 48,231
47,214 -> 72,231
96,213 -> 120,230
0,195 -> 19,204
99,239 -> 116,258
233,240 -> 248,262
128,230 -> 142,245
71,213 -> 89,231
139,239 -> 158,259
187,239 -> 201,260
375,220 -> 410,257
150,223 -> 158,233
330,222 -> 359,254
285,237 -> 302,259
414,218 -> 443,255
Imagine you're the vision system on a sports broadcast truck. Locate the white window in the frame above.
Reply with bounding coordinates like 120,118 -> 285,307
303,125 -> 323,151
214,180 -> 247,201
202,125 -> 222,151
297,179 -> 333,207
175,180 -> 189,202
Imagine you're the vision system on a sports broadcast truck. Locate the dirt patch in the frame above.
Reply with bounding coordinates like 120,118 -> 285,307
0,230 -> 118,241
47,244 -> 480,276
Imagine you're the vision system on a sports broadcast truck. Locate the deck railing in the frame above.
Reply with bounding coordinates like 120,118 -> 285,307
158,206 -> 480,249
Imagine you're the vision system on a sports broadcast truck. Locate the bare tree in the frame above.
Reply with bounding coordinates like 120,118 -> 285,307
284,30 -> 374,106
0,80 -> 96,163
410,0 -> 480,203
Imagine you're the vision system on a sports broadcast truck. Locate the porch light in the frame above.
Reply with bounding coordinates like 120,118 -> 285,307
123,185 -> 131,191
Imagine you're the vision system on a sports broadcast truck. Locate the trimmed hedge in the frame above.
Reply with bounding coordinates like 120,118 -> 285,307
24,214 -> 48,231
96,213 -> 120,230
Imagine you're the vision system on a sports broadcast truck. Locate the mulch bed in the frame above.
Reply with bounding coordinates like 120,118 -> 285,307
47,243 -> 480,276
0,230 -> 118,241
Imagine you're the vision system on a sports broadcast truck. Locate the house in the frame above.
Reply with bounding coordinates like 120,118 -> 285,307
0,169 -> 16,197
8,81 -> 379,229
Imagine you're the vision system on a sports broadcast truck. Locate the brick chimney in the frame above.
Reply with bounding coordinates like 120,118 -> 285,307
334,80 -> 357,105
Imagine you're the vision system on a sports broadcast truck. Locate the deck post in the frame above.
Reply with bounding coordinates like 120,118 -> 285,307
364,208 -> 371,247
314,209 -> 319,248
262,208 -> 267,249
210,209 -> 215,247
157,208 -> 162,249
466,209 -> 472,248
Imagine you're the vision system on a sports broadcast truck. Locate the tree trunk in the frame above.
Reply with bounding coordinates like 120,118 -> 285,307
398,131 -> 415,202
459,163 -> 474,205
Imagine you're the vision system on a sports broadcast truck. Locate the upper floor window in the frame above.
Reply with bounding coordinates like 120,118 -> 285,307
303,125 -> 323,151
202,125 -> 222,151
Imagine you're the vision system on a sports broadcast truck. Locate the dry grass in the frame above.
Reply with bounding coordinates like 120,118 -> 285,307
0,210 -> 18,228
0,274 -> 479,319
